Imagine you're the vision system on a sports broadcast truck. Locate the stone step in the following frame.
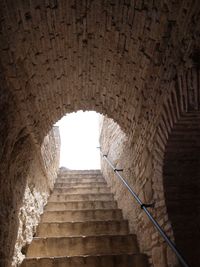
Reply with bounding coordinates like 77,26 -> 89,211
36,220 -> 129,237
21,254 -> 148,267
48,193 -> 114,202
54,181 -> 107,188
41,209 -> 123,222
53,187 -> 111,194
20,170 -> 148,267
59,170 -> 101,175
58,173 -> 102,179
26,235 -> 138,257
45,200 -> 117,211
56,177 -> 105,183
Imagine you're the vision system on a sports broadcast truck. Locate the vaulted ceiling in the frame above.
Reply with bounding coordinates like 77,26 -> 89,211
0,0 -> 199,143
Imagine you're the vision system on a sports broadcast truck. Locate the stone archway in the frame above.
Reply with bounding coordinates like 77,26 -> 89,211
0,1 -> 200,267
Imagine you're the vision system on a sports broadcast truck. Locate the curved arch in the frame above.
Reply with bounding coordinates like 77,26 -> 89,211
19,92 -> 136,146
153,68 -> 200,267
0,1 -> 199,266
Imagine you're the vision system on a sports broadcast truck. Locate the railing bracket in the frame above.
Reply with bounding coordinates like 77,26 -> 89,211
114,168 -> 123,172
141,203 -> 155,209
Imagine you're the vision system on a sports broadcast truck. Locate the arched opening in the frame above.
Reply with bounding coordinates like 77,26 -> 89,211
55,110 -> 100,170
13,111 -> 129,266
13,111 -> 151,267
163,113 -> 200,267
0,1 -> 199,267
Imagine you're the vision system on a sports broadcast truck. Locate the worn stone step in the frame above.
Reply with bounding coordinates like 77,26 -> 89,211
45,200 -> 117,211
53,187 -> 111,194
54,182 -> 107,188
59,170 -> 101,175
21,254 -> 148,267
20,169 -> 148,267
27,235 -> 138,257
58,173 -> 102,179
36,220 -> 129,237
56,177 -> 105,183
48,193 -> 114,202
41,209 -> 123,222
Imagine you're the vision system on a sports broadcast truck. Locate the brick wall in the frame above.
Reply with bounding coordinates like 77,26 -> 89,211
0,1 -> 200,266
100,68 -> 200,267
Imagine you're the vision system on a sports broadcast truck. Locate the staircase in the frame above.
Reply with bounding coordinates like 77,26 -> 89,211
21,170 -> 148,267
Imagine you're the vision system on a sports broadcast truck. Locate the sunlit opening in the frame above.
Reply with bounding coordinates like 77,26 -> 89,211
55,111 -> 101,170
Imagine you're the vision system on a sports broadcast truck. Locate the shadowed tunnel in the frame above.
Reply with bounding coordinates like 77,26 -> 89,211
0,1 -> 200,267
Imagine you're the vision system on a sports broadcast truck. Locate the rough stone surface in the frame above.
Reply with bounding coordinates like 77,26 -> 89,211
0,87 -> 33,267
100,117 -> 156,264
0,1 -> 200,267
12,127 -> 60,267
100,68 -> 200,267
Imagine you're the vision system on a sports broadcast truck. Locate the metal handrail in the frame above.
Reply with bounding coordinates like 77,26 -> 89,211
98,148 -> 191,267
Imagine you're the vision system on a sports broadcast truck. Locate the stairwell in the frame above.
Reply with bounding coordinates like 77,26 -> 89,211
21,170 -> 148,267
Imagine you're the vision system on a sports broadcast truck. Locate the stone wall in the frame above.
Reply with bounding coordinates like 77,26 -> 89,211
100,68 -> 200,267
0,87 -> 33,267
100,116 -> 172,267
0,1 -> 200,266
12,127 -> 60,266
152,69 -> 200,267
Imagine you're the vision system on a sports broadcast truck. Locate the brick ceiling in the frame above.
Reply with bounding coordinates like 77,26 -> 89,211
0,0 -> 199,143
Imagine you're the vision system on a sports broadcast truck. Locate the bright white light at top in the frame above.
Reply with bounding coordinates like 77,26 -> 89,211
55,111 -> 101,170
